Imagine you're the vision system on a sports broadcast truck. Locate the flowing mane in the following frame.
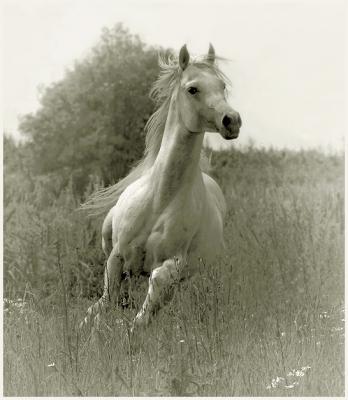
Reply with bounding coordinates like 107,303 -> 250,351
79,43 -> 241,332
81,53 -> 228,216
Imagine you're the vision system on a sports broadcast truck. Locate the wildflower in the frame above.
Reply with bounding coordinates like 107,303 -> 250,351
268,376 -> 285,388
287,365 -> 311,378
285,381 -> 299,389
47,363 -> 56,368
301,366 -> 311,371
331,327 -> 344,332
179,339 -> 185,343
267,366 -> 310,390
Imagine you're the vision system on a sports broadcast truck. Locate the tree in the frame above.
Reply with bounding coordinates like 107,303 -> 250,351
19,24 -> 164,195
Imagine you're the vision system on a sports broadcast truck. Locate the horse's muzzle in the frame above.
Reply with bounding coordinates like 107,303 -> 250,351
220,111 -> 242,140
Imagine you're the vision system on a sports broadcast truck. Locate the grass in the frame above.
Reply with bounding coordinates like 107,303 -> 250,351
3,147 -> 344,396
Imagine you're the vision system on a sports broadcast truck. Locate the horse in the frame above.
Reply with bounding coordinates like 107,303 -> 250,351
80,44 -> 242,331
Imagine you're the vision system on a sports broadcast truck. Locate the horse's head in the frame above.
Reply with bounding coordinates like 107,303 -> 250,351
177,44 -> 241,140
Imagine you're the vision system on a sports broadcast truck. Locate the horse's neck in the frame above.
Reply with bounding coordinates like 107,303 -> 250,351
152,98 -> 204,207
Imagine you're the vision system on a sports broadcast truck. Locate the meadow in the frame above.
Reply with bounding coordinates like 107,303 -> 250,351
3,146 -> 344,396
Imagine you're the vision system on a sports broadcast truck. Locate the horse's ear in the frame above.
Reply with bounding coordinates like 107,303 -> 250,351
179,44 -> 190,71
207,43 -> 215,64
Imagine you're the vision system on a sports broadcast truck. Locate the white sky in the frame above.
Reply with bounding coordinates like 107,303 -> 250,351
3,0 -> 346,151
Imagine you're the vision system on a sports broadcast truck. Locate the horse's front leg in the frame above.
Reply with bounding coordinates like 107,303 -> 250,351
80,245 -> 123,330
133,257 -> 186,329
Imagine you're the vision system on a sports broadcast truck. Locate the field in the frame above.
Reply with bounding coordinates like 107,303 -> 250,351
3,146 -> 344,396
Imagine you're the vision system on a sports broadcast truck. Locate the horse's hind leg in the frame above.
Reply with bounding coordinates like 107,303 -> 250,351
80,245 -> 123,329
101,210 -> 113,257
133,258 -> 185,328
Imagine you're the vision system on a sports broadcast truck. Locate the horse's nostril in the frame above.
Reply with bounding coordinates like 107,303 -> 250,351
222,115 -> 232,129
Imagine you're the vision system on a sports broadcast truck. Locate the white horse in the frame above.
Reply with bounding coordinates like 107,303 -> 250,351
81,44 -> 241,330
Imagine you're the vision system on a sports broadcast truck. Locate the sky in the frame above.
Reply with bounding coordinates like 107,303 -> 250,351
3,0 -> 346,151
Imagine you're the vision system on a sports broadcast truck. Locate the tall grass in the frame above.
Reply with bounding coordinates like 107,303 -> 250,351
3,147 -> 344,396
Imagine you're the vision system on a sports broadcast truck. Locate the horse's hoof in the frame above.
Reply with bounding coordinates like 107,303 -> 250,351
131,312 -> 150,334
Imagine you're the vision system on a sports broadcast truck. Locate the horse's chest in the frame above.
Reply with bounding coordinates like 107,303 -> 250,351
144,196 -> 203,268
115,180 -> 204,269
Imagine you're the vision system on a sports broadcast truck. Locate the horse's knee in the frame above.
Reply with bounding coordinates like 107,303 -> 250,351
150,260 -> 180,289
150,268 -> 165,289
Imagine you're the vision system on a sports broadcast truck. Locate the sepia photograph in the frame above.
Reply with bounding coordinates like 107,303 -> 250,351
3,0 -> 345,396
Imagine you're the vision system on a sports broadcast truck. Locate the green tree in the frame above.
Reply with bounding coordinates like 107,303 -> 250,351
19,23 -> 163,195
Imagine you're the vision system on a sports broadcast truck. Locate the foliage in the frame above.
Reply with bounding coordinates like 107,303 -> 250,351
3,146 -> 344,396
18,24 -> 163,195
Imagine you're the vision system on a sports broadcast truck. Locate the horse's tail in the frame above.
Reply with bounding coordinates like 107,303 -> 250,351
80,159 -> 149,216
81,146 -> 211,217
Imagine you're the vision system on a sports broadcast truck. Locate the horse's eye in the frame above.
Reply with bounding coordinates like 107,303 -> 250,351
188,87 -> 198,95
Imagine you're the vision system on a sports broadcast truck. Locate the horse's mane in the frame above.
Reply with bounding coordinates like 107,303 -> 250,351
81,53 -> 229,216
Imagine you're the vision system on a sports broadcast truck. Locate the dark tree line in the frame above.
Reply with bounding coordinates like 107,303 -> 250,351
14,24 -> 167,196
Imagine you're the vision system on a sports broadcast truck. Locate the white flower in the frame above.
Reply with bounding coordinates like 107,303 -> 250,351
285,381 -> 299,389
301,366 -> 311,371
